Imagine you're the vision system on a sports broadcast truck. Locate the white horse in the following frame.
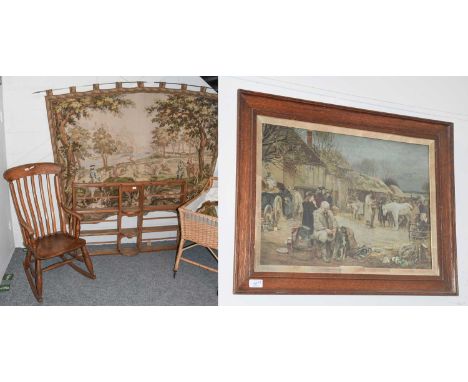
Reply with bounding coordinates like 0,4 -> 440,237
290,189 -> 303,219
382,202 -> 413,230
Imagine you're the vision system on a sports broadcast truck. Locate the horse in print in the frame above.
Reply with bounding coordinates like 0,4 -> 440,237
382,202 -> 413,230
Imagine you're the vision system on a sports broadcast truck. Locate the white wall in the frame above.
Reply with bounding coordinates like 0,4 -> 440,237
0,79 -> 15,279
1,76 -> 211,248
218,76 -> 468,305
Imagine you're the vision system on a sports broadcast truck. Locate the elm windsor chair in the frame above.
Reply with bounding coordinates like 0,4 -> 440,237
3,162 -> 95,302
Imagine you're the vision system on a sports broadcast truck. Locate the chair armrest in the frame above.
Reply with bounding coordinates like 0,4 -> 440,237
17,216 -> 36,248
61,204 -> 83,220
61,204 -> 83,238
18,215 -> 34,235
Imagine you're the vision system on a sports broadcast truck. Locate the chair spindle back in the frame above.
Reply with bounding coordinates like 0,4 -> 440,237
3,163 -> 65,245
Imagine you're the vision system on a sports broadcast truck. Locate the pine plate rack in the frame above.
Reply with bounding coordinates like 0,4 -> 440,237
72,180 -> 187,256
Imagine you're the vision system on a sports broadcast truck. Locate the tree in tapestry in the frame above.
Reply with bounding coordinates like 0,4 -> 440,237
146,93 -> 218,182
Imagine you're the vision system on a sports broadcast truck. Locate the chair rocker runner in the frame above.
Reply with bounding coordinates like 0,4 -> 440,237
3,162 -> 95,302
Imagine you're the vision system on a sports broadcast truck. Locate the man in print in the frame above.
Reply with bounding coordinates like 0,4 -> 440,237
291,192 -> 318,249
364,192 -> 377,228
312,201 -> 337,262
302,191 -> 318,232
418,197 -> 428,223
315,188 -> 324,207
325,190 -> 333,207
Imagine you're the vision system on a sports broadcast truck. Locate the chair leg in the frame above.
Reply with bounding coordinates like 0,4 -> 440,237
173,238 -> 185,278
23,249 -> 43,303
23,248 -> 31,271
35,258 -> 43,303
80,246 -> 96,279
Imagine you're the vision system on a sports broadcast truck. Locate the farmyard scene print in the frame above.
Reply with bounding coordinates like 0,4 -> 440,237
45,84 -> 217,208
256,115 -> 438,276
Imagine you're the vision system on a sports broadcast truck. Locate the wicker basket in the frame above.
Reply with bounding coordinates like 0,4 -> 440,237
178,207 -> 218,249
173,177 -> 218,275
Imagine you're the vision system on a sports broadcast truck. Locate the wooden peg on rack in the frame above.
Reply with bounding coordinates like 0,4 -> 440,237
92,84 -> 100,92
116,82 -> 123,89
69,86 -> 76,94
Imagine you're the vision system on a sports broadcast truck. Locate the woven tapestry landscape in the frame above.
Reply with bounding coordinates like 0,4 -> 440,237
45,85 -> 218,209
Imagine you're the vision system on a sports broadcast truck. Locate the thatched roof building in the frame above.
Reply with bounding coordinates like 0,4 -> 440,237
349,172 -> 392,195
388,184 -> 412,200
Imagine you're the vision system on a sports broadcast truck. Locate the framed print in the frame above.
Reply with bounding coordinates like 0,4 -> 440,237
234,90 -> 457,295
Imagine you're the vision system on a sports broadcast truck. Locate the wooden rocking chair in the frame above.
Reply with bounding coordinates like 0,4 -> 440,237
3,163 -> 95,302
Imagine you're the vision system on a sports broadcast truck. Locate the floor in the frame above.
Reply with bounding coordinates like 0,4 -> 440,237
0,244 -> 217,306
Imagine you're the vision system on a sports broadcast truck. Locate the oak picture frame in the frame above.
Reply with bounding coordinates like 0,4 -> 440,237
234,89 -> 457,295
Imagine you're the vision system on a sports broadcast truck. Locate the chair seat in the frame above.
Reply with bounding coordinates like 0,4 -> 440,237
36,233 -> 86,259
